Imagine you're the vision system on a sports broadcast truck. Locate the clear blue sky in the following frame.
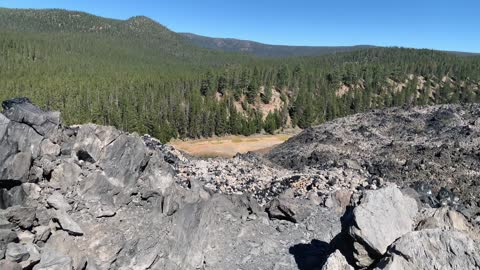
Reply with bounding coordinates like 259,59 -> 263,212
1,0 -> 479,52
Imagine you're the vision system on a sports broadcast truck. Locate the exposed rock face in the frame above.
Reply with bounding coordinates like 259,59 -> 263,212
0,260 -> 22,270
348,184 -> 418,267
73,124 -> 149,188
0,229 -> 18,259
33,248 -> 73,270
5,242 -> 40,268
374,229 -> 480,270
321,250 -> 353,270
1,97 -> 60,137
416,206 -> 480,239
0,114 -> 43,183
46,192 -> 71,211
0,98 -> 479,270
73,124 -> 120,163
266,197 -> 313,223
53,211 -> 84,236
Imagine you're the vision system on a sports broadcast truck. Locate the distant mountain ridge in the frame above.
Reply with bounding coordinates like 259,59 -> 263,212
0,7 -> 477,57
181,33 -> 480,57
180,32 -> 374,57
0,8 -> 183,44
1,7 -> 480,144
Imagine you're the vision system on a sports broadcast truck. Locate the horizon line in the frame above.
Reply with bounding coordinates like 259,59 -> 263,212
1,6 -> 479,54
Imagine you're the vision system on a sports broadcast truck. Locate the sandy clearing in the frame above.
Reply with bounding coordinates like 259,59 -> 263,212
169,133 -> 297,158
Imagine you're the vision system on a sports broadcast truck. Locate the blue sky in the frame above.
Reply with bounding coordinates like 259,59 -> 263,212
1,0 -> 479,52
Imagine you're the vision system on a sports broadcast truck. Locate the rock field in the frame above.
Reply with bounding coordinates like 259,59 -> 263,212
0,98 -> 479,270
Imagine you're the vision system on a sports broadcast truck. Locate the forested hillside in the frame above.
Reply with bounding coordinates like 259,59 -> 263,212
1,8 -> 480,142
180,32 -> 373,57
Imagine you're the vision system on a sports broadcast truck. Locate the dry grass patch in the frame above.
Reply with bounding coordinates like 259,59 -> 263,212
231,138 -> 244,143
169,132 -> 299,158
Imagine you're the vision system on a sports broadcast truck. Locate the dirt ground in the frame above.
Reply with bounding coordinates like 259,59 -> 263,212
169,133 -> 297,158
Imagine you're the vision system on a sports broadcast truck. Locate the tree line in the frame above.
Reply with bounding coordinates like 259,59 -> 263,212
1,25 -> 480,142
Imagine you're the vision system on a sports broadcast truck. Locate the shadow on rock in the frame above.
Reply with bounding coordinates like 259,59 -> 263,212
334,205 -> 357,266
289,239 -> 332,270
290,206 -> 358,270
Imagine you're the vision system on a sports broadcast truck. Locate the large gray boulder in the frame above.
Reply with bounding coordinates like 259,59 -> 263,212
5,242 -> 40,268
0,152 -> 32,182
54,211 -> 84,236
374,229 -> 480,269
416,207 -> 479,240
6,206 -> 36,230
98,133 -> 148,187
79,171 -> 120,218
0,229 -> 17,259
73,125 -> 148,187
5,243 -> 30,263
41,232 -> 86,269
33,248 -> 73,270
47,192 -> 72,211
73,124 -> 120,163
49,161 -> 82,192
0,122 -> 42,182
0,186 -> 27,209
2,121 -> 43,159
111,237 -> 161,270
0,114 -> 9,145
33,226 -> 51,244
266,197 -> 313,223
321,250 -> 354,270
0,260 -> 22,270
349,184 -> 418,268
39,139 -> 61,157
2,98 -> 60,137
139,152 -> 175,195
0,98 -> 57,183
163,195 -> 239,269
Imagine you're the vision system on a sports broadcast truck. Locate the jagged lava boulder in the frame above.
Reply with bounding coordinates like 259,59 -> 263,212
348,184 -> 418,268
374,229 -> 480,269
1,97 -> 60,137
321,250 -> 353,270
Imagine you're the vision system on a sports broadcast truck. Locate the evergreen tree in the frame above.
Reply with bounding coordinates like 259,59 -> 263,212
262,85 -> 272,104
264,112 -> 277,134
277,65 -> 290,89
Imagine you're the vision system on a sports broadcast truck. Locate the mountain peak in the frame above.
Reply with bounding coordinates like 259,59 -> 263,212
125,15 -> 170,34
127,15 -> 153,23
126,15 -> 162,27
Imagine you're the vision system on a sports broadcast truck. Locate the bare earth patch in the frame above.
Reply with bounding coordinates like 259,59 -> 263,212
169,132 -> 297,158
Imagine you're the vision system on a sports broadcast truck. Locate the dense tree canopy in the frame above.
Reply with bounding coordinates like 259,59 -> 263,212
1,8 -> 480,142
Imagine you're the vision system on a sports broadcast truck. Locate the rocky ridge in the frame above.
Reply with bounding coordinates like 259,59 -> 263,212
268,104 -> 480,222
0,98 -> 479,270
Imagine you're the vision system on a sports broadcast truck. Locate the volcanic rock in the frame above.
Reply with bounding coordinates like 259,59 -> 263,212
1,98 -> 479,270
0,260 -> 22,270
348,184 -> 418,268
1,97 -> 60,137
53,211 -> 84,236
373,229 -> 480,269
47,192 -> 71,211
322,250 -> 354,270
